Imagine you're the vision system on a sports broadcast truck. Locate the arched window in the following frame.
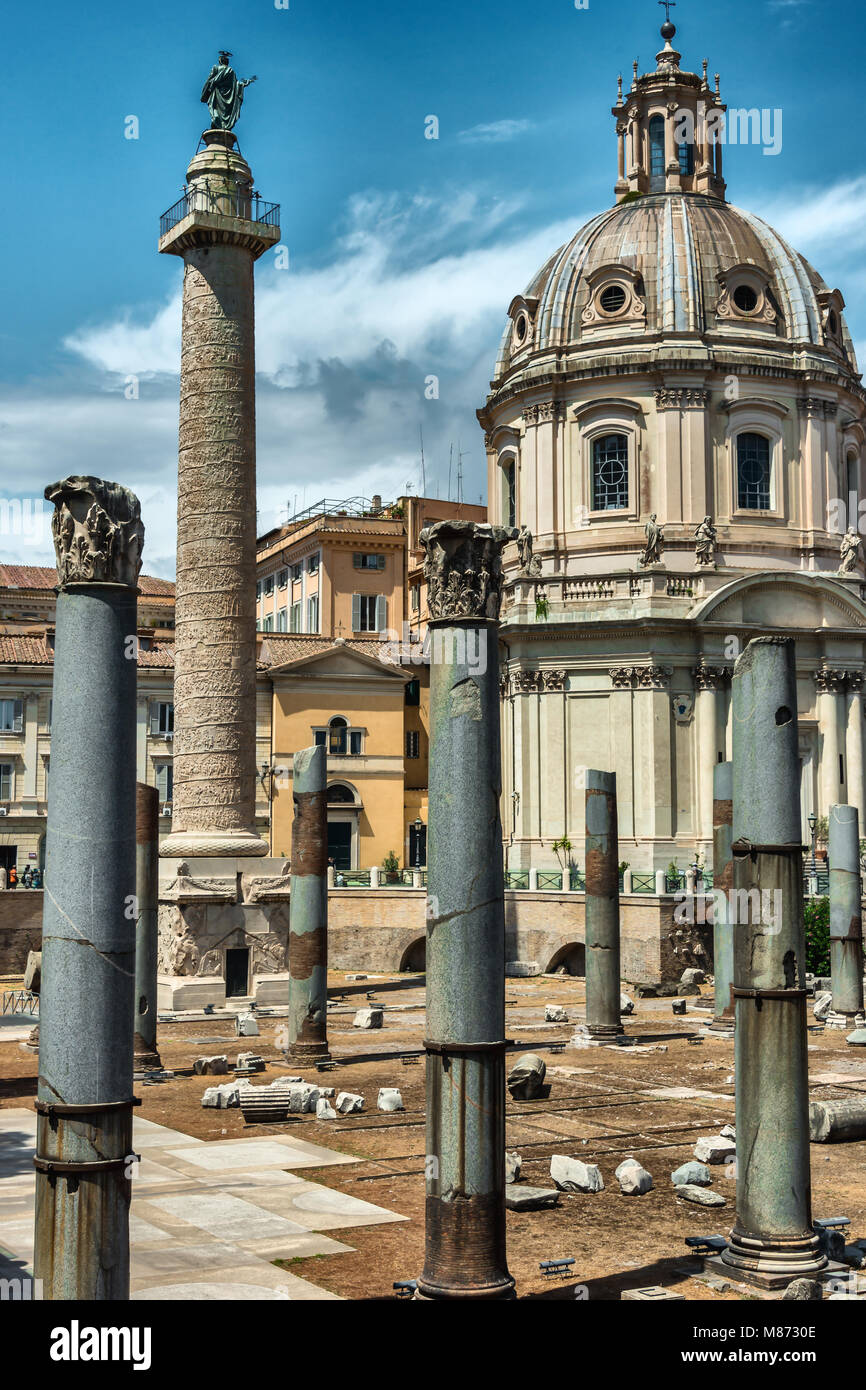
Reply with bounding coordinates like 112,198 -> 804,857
649,115 -> 665,191
502,458 -> 516,528
737,433 -> 771,510
327,783 -> 356,803
328,716 -> 348,755
592,434 -> 629,511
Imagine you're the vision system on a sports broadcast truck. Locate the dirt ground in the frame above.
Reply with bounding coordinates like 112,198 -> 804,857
4,970 -> 865,1301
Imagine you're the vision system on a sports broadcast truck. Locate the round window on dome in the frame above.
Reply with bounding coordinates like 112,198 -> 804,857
733,284 -> 758,314
599,284 -> 627,314
515,314 -> 528,343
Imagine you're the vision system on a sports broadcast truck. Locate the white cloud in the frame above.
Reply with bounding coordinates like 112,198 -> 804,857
3,191 -> 579,574
457,119 -> 535,145
756,176 -> 866,256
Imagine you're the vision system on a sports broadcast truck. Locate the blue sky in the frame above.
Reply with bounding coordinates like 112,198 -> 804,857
3,0 -> 865,575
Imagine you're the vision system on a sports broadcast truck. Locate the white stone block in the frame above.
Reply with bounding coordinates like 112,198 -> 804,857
693,1135 -> 737,1165
335,1091 -> 365,1114
353,1007 -> 383,1029
550,1155 -> 604,1193
545,1004 -> 569,1022
615,1158 -> 653,1195
377,1088 -> 404,1112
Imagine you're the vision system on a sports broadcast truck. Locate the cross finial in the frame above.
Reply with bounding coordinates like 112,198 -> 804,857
659,0 -> 676,20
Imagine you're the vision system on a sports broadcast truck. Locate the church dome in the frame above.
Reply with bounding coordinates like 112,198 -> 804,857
495,193 -> 857,383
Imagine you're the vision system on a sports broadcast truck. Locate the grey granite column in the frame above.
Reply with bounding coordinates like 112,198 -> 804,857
34,476 -> 143,1300
158,128 -> 279,858
828,803 -> 864,1023
709,760 -> 735,1032
721,636 -> 826,1287
133,782 -> 162,1070
584,769 -> 624,1040
287,745 -> 330,1061
415,521 -> 517,1301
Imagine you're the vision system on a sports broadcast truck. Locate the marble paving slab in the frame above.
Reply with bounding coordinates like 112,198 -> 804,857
226,1177 -> 409,1232
0,1107 -> 399,1300
162,1136 -> 356,1172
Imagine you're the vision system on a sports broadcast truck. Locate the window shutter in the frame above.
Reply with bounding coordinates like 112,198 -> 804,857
150,703 -> 159,735
375,596 -> 387,632
352,594 -> 361,631
13,700 -> 23,733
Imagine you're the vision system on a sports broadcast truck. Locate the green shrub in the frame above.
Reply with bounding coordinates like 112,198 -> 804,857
803,896 -> 830,975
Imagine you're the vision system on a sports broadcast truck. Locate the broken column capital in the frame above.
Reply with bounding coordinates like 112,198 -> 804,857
45,475 -> 144,589
420,520 -> 518,622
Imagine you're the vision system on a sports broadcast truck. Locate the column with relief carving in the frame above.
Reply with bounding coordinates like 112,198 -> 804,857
416,520 -> 517,1301
158,118 -> 279,857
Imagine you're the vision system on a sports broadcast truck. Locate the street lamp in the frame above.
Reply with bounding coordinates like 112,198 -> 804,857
808,812 -> 817,871
414,816 -> 423,868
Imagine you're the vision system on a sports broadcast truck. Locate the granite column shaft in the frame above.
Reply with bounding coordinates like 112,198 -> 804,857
133,782 -> 162,1070
34,476 -> 143,1300
416,520 -> 516,1301
828,803 -> 864,1020
722,636 -> 825,1287
287,744 -> 329,1060
584,770 -> 623,1040
710,760 -> 735,1031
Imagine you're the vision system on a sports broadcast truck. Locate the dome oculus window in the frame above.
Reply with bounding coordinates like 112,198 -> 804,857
515,314 -> 528,342
599,284 -> 627,314
592,433 -> 629,511
733,284 -> 758,314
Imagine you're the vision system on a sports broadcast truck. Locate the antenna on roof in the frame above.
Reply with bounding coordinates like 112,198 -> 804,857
447,443 -> 453,503
419,425 -> 426,497
456,442 -> 464,505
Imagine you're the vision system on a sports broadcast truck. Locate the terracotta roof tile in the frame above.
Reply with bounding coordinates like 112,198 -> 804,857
0,633 -> 53,664
0,564 -> 175,597
0,631 -> 175,668
262,634 -> 391,667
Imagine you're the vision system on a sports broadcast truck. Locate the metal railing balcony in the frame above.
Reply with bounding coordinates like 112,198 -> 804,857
160,188 -> 280,237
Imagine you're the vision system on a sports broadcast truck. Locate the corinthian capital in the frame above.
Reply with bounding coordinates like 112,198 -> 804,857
45,475 -> 144,590
692,661 -> 730,691
814,666 -> 848,694
420,520 -> 519,622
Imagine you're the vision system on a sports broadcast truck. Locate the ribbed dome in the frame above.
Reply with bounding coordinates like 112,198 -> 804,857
495,193 -> 857,378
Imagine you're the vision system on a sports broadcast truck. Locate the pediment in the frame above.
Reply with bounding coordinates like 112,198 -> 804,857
692,573 -> 866,631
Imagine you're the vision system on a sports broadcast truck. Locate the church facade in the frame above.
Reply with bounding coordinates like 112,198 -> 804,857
479,21 -> 866,876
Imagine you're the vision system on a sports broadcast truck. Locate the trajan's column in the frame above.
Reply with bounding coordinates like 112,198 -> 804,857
159,52 -> 279,857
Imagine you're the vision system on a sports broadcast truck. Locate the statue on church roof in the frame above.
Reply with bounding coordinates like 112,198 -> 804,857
839,525 -> 861,575
694,515 -> 717,567
639,513 -> 664,567
201,51 -> 257,131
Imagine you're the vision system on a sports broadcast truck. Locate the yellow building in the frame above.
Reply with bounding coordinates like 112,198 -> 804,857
255,494 -> 486,872
262,635 -> 410,870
